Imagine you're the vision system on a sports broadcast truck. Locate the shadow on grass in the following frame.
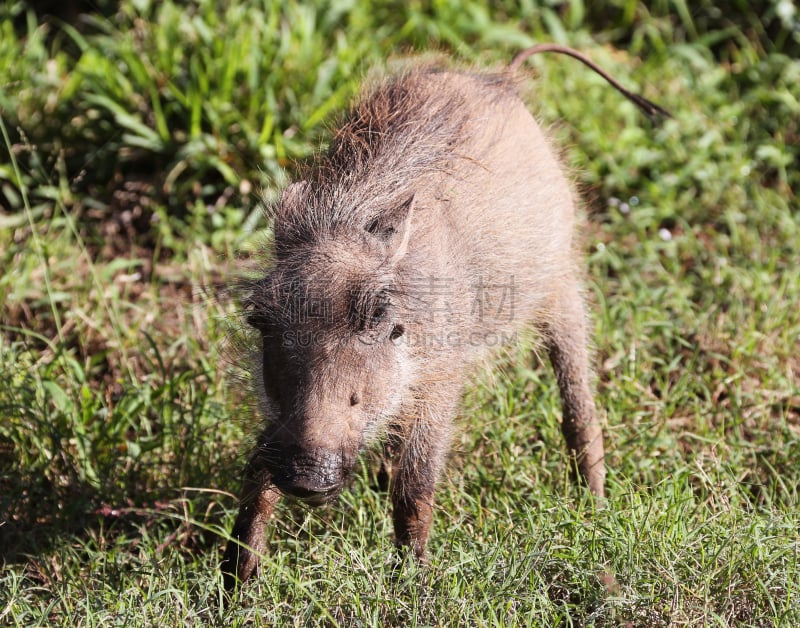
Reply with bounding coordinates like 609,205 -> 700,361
0,470 -> 98,564
0,453 -> 243,568
0,371 -> 248,574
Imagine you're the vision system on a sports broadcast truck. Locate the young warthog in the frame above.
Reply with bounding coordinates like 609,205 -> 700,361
222,45 -> 666,589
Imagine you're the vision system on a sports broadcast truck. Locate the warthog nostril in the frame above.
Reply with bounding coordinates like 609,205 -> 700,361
350,392 -> 361,406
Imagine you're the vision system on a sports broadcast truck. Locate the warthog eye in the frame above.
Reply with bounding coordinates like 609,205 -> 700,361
390,324 -> 404,342
349,287 -> 394,335
371,302 -> 387,324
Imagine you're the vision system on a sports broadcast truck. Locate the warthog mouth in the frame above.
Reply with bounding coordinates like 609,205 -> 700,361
295,486 -> 343,507
273,477 -> 344,506
267,445 -> 353,505
271,466 -> 347,506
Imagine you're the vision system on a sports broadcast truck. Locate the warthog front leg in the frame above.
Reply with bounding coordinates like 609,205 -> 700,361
390,389 -> 459,558
221,448 -> 281,590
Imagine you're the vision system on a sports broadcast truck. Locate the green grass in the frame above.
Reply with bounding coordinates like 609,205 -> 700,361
2,1 -> 799,625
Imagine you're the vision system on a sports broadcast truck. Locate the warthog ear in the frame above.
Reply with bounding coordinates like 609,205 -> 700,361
365,194 -> 414,264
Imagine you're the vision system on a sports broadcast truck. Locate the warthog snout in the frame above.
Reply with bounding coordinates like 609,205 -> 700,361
268,446 -> 350,504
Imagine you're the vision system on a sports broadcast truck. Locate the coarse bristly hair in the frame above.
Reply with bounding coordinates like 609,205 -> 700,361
270,65 -> 518,252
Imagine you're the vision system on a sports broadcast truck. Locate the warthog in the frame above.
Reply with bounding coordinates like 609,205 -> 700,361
222,44 -> 667,589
